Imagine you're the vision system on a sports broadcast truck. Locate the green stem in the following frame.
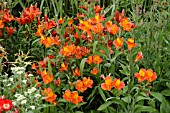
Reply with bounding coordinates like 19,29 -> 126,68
128,50 -> 134,112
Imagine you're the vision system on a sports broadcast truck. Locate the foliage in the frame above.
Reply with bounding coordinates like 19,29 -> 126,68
0,0 -> 170,113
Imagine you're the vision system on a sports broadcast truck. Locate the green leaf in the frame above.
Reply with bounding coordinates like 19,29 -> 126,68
75,111 -> 84,113
97,101 -> 113,111
40,0 -> 45,11
136,95 -> 153,102
134,105 -> 158,113
150,92 -> 163,102
19,0 -> 25,8
93,41 -> 98,54
121,95 -> 131,103
161,90 -> 170,96
110,51 -> 123,63
98,44 -> 111,59
98,86 -> 106,102
80,58 -> 87,77
111,98 -> 127,111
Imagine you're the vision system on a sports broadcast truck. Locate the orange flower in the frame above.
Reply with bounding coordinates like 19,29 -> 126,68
71,91 -> 83,105
44,36 -> 53,48
101,75 -> 114,91
112,78 -> 125,90
31,63 -> 38,70
110,24 -> 119,35
59,63 -> 68,72
68,19 -> 73,26
53,36 -> 61,46
42,88 -> 57,105
76,77 -> 93,93
94,5 -> 102,13
54,77 -> 60,86
135,68 -> 147,82
106,21 -> 119,35
63,89 -> 83,105
60,44 -> 76,57
86,55 -> 103,64
83,77 -> 93,88
63,89 -> 72,102
113,37 -> 124,50
91,23 -> 103,34
58,17 -> 63,24
89,13 -> 105,24
93,55 -> 102,64
0,20 -> 4,28
35,25 -> 44,36
120,18 -> 135,31
41,70 -> 54,84
91,67 -> 98,75
76,80 -> 87,93
126,38 -> 138,50
73,67 -> 81,77
6,27 -> 15,36
86,56 -> 93,64
114,9 -> 125,23
135,52 -> 143,62
146,69 -> 157,82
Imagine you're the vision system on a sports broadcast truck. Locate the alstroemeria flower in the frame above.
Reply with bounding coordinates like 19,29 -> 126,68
113,37 -> 124,50
112,78 -> 125,90
135,68 -> 147,82
126,38 -> 138,50
146,69 -> 157,82
135,52 -> 143,62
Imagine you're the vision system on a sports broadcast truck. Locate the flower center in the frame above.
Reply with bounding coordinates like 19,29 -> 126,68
3,104 -> 10,109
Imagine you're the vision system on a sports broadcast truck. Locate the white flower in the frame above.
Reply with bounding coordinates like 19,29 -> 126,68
16,70 -> 24,75
22,80 -> 27,84
15,93 -> 21,97
2,80 -> 7,82
9,78 -> 13,82
30,106 -> 35,110
7,84 -> 11,86
27,87 -> 36,94
21,100 -> 27,105
12,101 -> 16,106
28,74 -> 33,77
34,94 -> 41,98
16,95 -> 26,101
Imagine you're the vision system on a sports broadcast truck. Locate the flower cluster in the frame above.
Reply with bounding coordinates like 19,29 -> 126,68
42,88 -> 57,105
86,55 -> 103,64
63,89 -> 83,105
16,4 -> 41,25
76,77 -> 94,93
41,70 -> 54,84
60,44 -> 90,59
0,97 -> 13,112
135,68 -> 157,83
101,74 -> 125,91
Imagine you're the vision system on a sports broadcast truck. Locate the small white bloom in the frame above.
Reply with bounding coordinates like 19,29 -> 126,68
30,106 -> 35,110
22,80 -> 27,84
12,101 -> 16,106
34,94 -> 41,98
28,74 -> 33,77
27,87 -> 36,94
6,84 -> 11,86
16,95 -> 26,101
15,93 -> 21,97
16,70 -> 24,75
2,80 -> 7,82
21,100 -> 27,105
9,78 -> 13,82
24,92 -> 28,95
